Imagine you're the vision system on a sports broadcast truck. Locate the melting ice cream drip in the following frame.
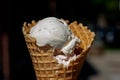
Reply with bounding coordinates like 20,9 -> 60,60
54,35 -> 81,67
61,35 -> 80,56
55,54 -> 77,68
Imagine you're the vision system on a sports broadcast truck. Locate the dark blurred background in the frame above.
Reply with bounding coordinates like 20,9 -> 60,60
0,0 -> 120,80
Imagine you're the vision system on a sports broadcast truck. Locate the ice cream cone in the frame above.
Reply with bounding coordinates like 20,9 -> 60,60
22,20 -> 95,80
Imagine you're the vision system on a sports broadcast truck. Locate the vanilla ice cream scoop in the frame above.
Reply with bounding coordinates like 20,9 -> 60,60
29,17 -> 80,55
30,17 -> 72,47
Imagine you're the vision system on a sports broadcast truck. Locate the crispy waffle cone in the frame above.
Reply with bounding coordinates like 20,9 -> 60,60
22,20 -> 95,80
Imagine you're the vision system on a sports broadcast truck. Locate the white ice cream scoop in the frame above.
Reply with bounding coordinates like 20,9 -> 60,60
29,17 -> 72,48
29,17 -> 80,55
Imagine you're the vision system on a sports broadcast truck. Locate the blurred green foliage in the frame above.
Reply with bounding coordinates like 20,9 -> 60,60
92,0 -> 118,11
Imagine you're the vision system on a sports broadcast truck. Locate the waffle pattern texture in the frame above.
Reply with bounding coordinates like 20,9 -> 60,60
22,20 -> 95,80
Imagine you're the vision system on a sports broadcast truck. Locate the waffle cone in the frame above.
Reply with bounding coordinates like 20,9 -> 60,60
22,20 -> 95,80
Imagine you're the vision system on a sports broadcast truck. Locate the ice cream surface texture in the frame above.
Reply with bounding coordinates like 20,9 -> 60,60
29,17 -> 80,55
